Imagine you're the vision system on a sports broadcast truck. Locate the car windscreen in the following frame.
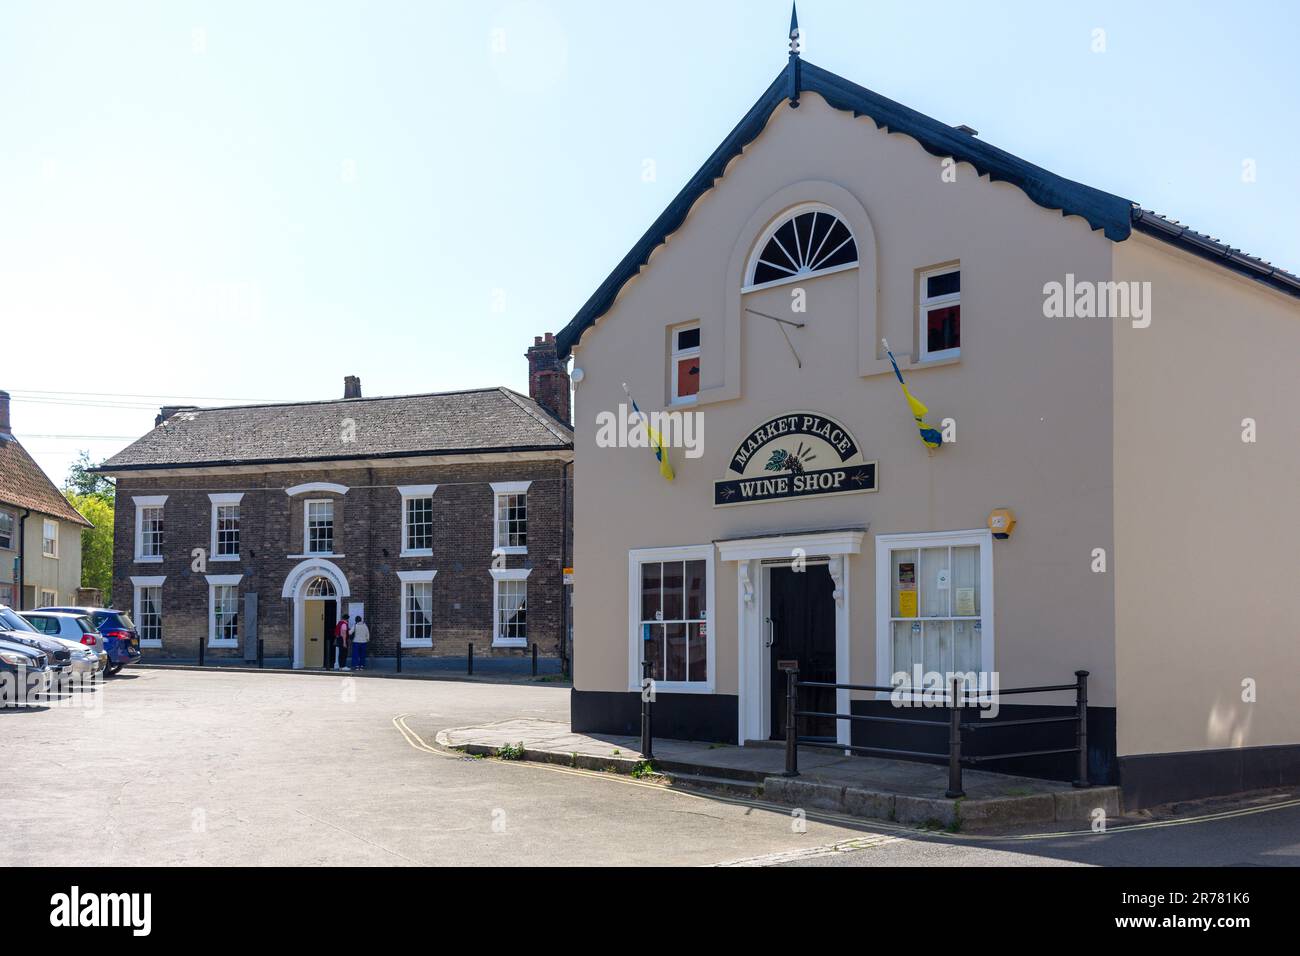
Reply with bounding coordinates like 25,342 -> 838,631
0,608 -> 39,633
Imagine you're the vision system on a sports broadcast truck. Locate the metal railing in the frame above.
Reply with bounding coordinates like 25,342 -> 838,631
780,663 -> 1090,798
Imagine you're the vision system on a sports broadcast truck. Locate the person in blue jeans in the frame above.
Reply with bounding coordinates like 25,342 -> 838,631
350,615 -> 370,670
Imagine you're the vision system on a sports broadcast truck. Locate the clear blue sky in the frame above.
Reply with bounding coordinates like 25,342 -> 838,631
3,0 -> 1297,482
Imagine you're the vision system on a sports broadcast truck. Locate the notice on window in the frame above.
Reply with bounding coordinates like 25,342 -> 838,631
897,561 -> 917,618
955,587 -> 976,617
898,588 -> 918,618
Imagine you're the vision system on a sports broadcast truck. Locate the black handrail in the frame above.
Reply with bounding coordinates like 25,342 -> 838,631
781,666 -> 1090,798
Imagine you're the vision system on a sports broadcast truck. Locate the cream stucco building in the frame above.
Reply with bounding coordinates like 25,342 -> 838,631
556,43 -> 1300,808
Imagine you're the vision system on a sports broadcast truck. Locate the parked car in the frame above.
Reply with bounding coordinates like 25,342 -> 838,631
0,636 -> 53,705
0,606 -> 72,682
20,611 -> 107,679
36,606 -> 141,676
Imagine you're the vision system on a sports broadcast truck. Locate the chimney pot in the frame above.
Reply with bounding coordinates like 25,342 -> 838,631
344,375 -> 362,399
156,404 -> 198,427
525,332 -> 571,427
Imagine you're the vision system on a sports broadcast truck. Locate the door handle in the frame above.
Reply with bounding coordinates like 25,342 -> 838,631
764,617 -> 774,648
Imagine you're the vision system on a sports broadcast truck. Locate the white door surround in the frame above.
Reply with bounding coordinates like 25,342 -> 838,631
282,558 -> 351,669
716,528 -> 865,747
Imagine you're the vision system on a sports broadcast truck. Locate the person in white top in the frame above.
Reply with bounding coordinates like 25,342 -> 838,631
350,616 -> 370,670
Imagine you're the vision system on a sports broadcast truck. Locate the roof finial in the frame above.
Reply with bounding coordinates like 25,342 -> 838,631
787,2 -> 802,108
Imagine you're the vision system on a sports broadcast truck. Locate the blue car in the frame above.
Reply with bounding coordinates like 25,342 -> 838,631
36,606 -> 142,676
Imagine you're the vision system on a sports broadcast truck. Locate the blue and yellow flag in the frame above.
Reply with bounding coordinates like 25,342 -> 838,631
883,341 -> 943,450
622,383 -> 675,481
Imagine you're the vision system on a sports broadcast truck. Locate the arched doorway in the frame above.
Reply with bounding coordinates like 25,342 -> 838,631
282,559 -> 351,669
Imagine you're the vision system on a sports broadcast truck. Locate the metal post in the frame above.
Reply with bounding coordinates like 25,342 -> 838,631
783,663 -> 799,777
396,640 -> 402,674
257,639 -> 264,669
198,633 -> 205,668
640,659 -> 654,760
946,676 -> 965,798
1073,670 -> 1090,788
467,642 -> 474,675
531,642 -> 538,676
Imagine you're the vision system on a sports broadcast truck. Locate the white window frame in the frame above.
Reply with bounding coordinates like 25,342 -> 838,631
398,485 -> 438,557
0,509 -> 14,550
490,481 -> 530,556
742,202 -> 860,293
397,569 -> 438,647
208,493 -> 244,562
206,573 -> 242,647
669,322 -> 701,406
874,529 -> 993,700
304,499 -> 335,556
627,544 -> 715,695
489,567 -> 531,648
131,575 -> 166,647
42,519 -> 58,558
918,264 -> 961,363
133,495 -> 167,564
40,588 -> 57,606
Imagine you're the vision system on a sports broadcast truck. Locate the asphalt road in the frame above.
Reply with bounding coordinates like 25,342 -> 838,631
3,669 -> 1297,867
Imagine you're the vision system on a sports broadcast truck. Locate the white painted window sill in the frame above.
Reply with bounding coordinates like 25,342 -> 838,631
211,554 -> 240,562
139,640 -> 162,648
399,550 -> 433,559
287,553 -> 345,560
134,555 -> 164,564
400,639 -> 433,649
493,639 -> 528,649
494,546 -> 527,556
207,640 -> 238,648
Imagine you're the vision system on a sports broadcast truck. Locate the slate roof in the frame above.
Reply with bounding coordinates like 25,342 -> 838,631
97,388 -> 573,472
556,57 -> 1299,359
0,436 -> 94,527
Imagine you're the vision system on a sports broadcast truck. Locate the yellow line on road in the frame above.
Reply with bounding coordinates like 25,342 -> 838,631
391,714 -> 1300,846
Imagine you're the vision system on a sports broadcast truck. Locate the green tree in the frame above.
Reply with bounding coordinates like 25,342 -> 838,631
66,450 -> 115,502
64,492 -> 113,596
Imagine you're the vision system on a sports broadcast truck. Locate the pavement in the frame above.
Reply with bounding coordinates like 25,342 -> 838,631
438,717 -> 1121,829
3,669 -> 1298,867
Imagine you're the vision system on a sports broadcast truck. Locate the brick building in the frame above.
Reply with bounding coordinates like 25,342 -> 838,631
96,336 -> 573,669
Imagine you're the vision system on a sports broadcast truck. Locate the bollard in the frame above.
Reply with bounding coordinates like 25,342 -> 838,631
640,659 -> 654,760
945,676 -> 965,798
467,642 -> 474,676
396,641 -> 402,674
257,638 -> 264,669
198,634 -> 205,668
781,662 -> 800,777
531,642 -> 538,677
1073,670 -> 1090,788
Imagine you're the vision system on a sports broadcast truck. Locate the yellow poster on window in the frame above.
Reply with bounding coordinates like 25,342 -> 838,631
898,588 -> 918,618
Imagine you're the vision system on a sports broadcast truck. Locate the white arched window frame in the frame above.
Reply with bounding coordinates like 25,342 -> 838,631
742,202 -> 860,293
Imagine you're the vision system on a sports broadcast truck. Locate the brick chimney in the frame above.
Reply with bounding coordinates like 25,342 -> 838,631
0,390 -> 11,440
344,375 -> 362,399
526,332 -> 571,426
155,405 -> 198,427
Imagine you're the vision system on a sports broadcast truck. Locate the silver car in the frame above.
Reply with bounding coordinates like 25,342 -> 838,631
19,611 -> 105,679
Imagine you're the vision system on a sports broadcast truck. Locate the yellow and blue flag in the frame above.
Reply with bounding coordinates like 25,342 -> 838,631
622,383 -> 675,481
883,340 -> 943,450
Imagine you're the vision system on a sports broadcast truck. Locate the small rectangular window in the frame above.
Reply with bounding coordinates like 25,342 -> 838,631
495,492 -> 527,552
139,507 -> 164,558
919,266 -> 960,362
42,520 -> 58,558
0,511 -> 13,550
405,497 -> 433,552
215,505 -> 240,557
137,587 -> 162,644
306,500 -> 334,555
671,323 -> 701,404
638,558 -> 708,683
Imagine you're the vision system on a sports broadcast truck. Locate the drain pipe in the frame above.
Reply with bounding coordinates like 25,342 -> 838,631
17,508 -> 30,608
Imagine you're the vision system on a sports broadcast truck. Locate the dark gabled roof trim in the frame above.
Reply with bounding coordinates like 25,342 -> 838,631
556,57 -> 1137,359
93,443 -> 573,474
1131,208 -> 1300,302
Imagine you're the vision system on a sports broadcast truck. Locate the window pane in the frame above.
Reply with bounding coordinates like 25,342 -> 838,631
891,549 -> 918,617
926,304 -> 960,353
687,622 -> 707,682
642,623 -> 664,681
640,562 -> 661,621
675,327 -> 700,351
919,547 -> 948,617
684,560 -> 706,619
953,620 -> 980,673
951,546 -> 979,616
923,620 -> 953,675
892,620 -> 922,679
676,356 -> 700,398
665,622 -> 687,681
926,270 -> 960,298
661,561 -> 684,621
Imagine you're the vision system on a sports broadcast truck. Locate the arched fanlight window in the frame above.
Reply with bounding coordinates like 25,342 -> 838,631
746,204 -> 858,289
305,577 -> 336,598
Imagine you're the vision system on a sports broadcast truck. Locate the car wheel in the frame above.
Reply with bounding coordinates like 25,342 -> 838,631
104,663 -> 123,677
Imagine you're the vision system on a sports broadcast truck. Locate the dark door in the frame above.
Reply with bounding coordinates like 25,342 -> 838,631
768,564 -> 837,741
324,599 -> 337,668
